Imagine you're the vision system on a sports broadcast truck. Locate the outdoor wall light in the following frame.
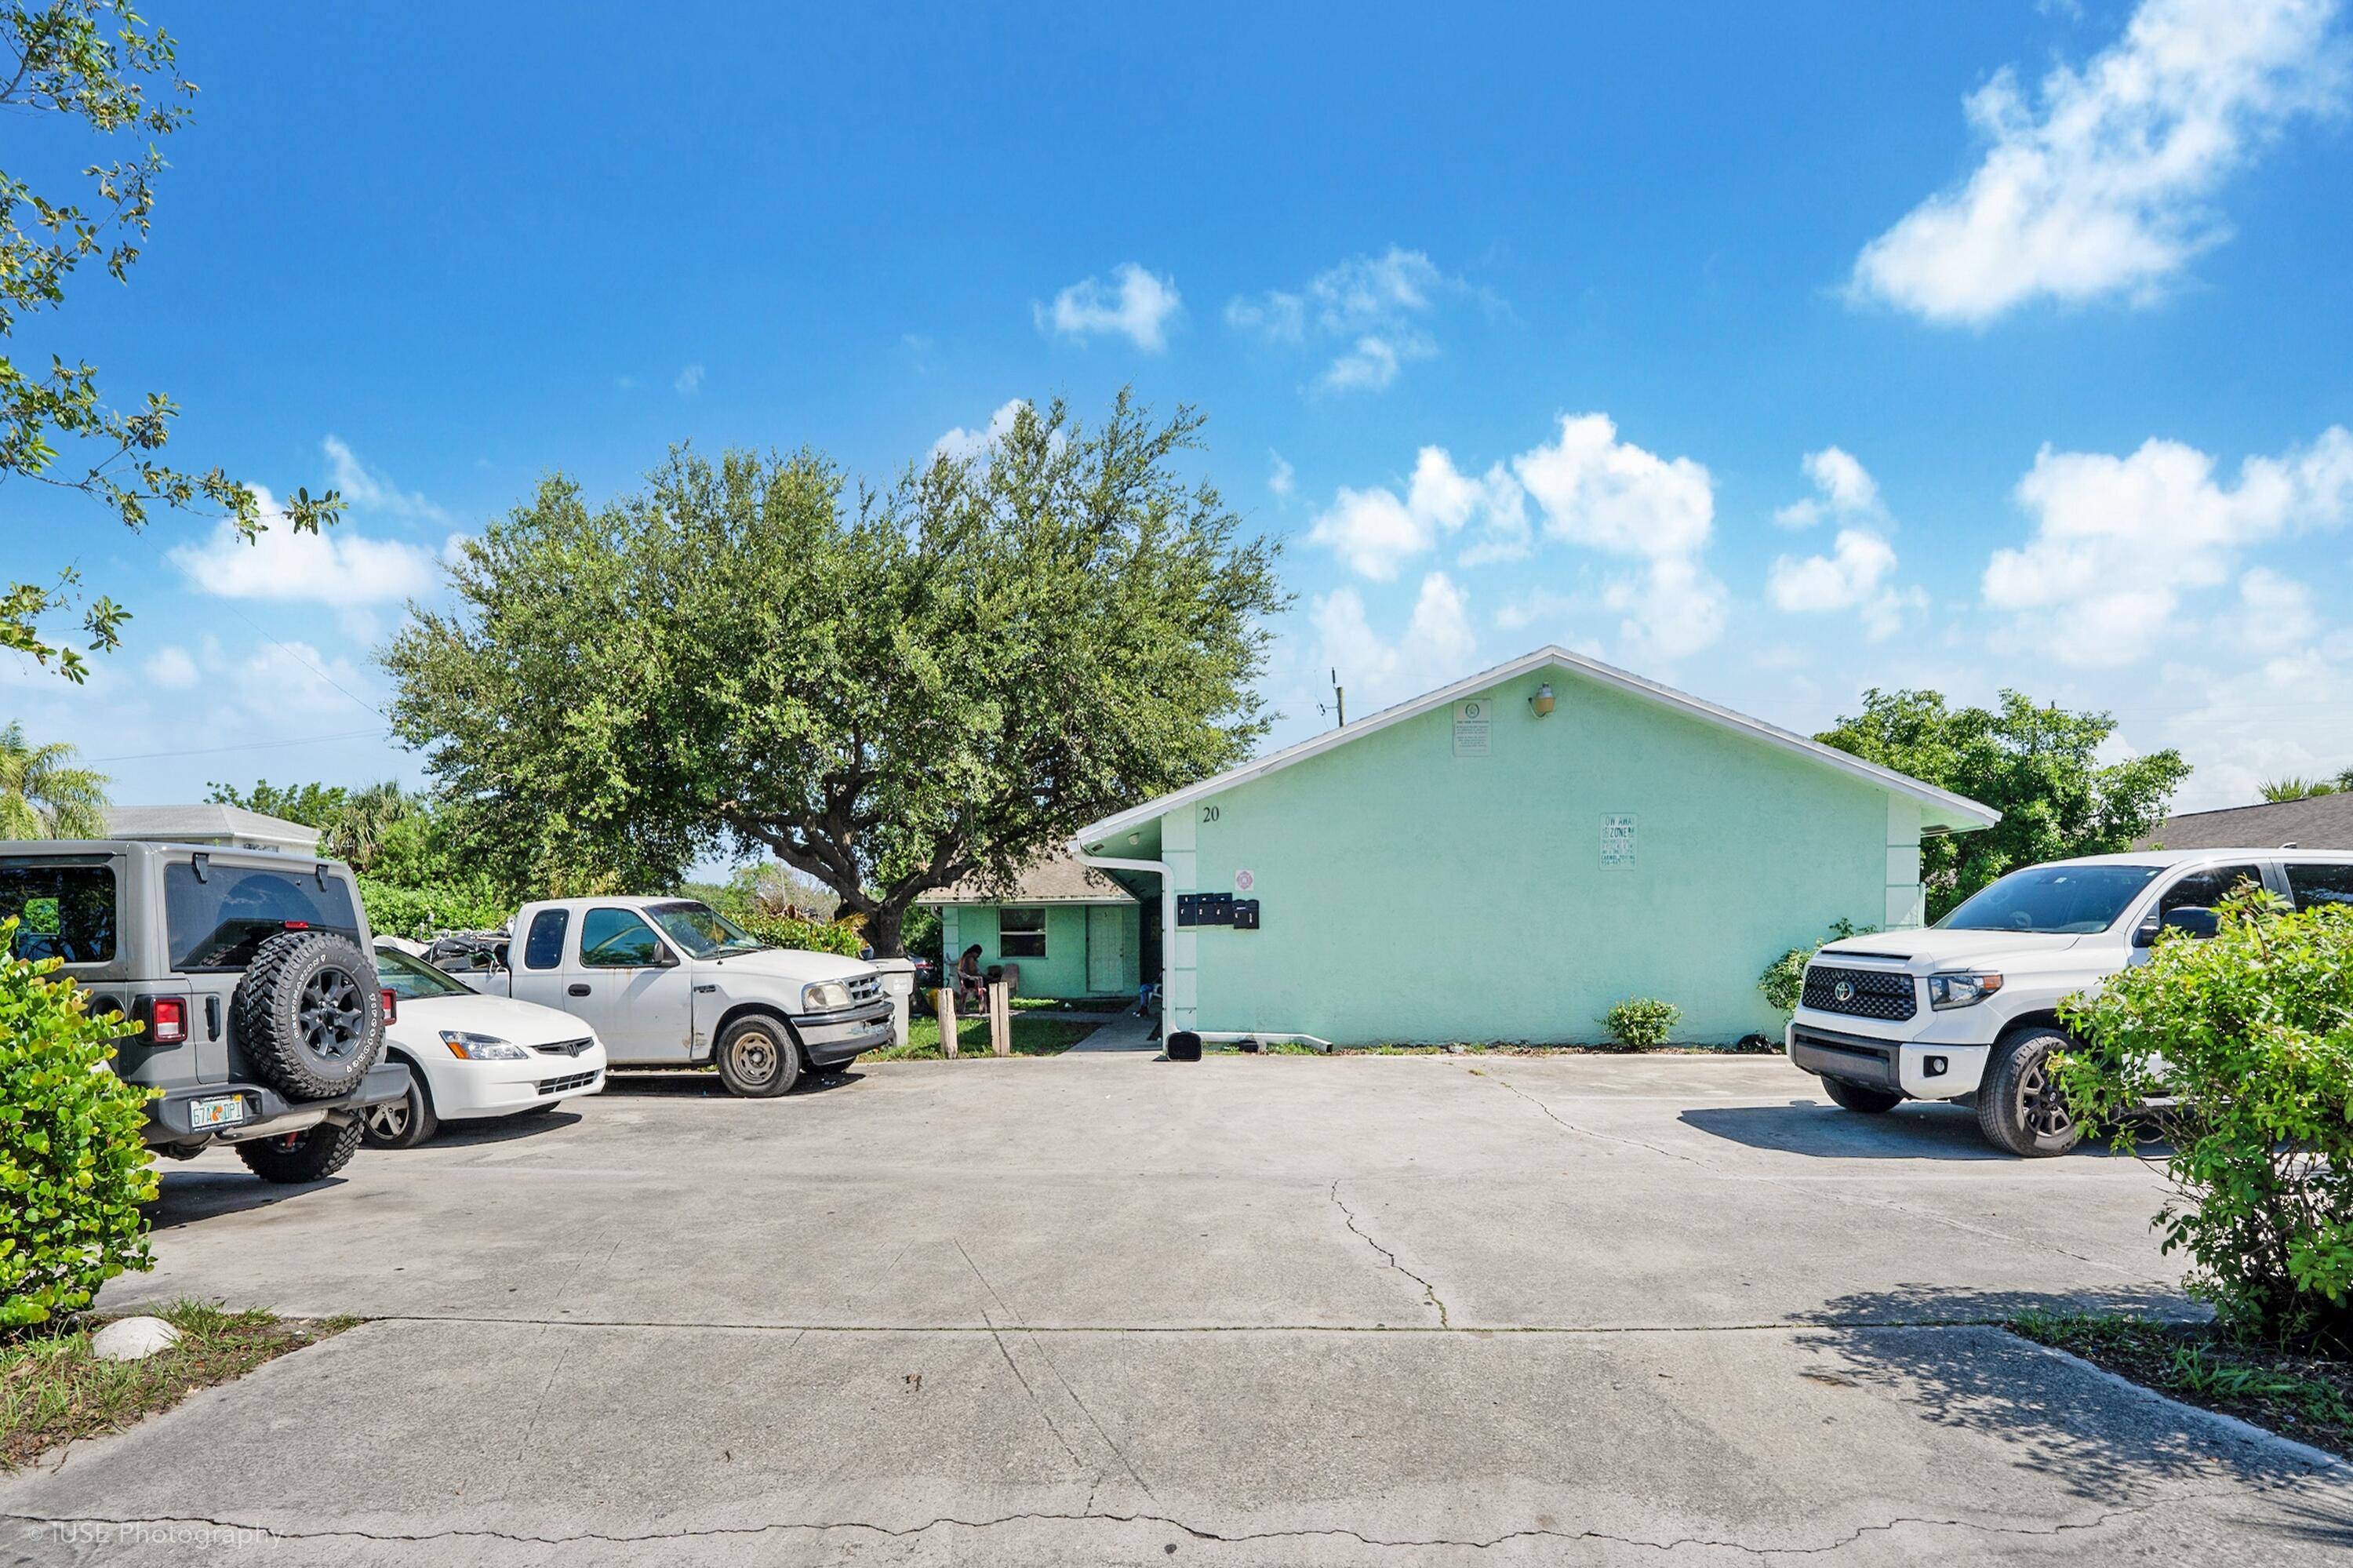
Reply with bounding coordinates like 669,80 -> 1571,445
1530,682 -> 1556,716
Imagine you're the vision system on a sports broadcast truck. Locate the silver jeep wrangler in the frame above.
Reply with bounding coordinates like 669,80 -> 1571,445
2,839 -> 413,1182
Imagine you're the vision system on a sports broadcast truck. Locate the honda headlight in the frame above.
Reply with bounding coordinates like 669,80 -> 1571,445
1926,972 -> 2004,1010
441,1030 -> 529,1060
801,980 -> 853,1012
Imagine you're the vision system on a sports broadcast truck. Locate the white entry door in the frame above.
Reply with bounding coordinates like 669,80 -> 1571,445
1086,906 -> 1127,994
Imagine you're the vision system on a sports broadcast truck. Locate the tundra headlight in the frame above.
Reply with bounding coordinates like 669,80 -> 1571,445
1926,972 -> 2004,1010
800,981 -> 853,1012
441,1030 -> 529,1060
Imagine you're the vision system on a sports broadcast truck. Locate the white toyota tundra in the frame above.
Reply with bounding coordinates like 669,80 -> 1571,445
1788,847 -> 2353,1156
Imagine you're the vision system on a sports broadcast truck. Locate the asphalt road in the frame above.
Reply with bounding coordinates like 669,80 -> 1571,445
4,1050 -> 2347,1565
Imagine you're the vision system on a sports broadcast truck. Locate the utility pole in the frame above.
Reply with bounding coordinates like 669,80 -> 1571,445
1318,668 -> 1346,729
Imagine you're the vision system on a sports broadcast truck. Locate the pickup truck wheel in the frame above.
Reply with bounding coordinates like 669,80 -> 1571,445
715,1016 -> 802,1098
235,931 -> 385,1101
1977,1028 -> 2082,1158
362,1071 -> 437,1149
1820,1076 -> 1903,1114
235,1119 -> 365,1183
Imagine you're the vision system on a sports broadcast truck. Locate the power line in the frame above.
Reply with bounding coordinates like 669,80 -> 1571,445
85,727 -> 392,766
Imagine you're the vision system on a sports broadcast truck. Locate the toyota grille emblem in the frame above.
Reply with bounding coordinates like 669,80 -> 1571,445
1832,980 -> 1856,1003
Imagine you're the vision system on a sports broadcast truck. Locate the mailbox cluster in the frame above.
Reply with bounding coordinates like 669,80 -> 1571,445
1177,893 -> 1260,930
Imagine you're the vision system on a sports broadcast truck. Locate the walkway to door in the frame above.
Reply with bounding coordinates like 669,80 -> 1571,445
1065,1011 -> 1160,1052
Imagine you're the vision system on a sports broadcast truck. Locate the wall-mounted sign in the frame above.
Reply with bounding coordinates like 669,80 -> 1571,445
1234,868 -> 1256,893
1600,813 -> 1637,870
1453,699 -> 1492,757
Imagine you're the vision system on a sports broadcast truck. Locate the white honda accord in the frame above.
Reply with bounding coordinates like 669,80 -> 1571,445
365,944 -> 609,1148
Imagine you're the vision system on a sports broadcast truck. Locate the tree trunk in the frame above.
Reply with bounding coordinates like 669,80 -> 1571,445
861,900 -> 906,959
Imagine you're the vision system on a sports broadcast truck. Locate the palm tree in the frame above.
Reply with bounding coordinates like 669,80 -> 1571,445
0,721 -> 110,839
325,780 -> 413,872
2259,777 -> 2339,802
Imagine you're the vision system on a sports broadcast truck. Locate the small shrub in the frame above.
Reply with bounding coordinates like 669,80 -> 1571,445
1759,917 -> 1874,1014
1599,998 -> 1678,1052
1,919 -> 159,1330
2055,890 -> 2353,1352
736,910 -> 864,959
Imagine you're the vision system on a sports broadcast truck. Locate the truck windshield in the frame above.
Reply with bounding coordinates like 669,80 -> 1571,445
1937,864 -> 2162,935
373,947 -> 475,1000
645,900 -> 767,959
0,860 -> 117,964
165,861 -> 361,970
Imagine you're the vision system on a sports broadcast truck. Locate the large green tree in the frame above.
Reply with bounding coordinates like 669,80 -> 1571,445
0,719 -> 107,837
2,2 -> 338,678
1817,689 -> 2191,919
385,394 -> 1286,954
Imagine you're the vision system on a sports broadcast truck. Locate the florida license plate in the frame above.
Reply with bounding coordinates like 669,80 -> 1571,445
190,1094 -> 247,1128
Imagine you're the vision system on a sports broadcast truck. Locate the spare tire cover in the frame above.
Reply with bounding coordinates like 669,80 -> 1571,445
232,930 -> 386,1101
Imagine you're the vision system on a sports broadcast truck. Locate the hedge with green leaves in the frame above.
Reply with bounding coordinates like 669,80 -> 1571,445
2,919 -> 158,1330
2057,890 -> 2353,1352
1758,918 -> 1875,1015
736,910 -> 865,959
356,875 -> 515,943
1599,998 -> 1679,1052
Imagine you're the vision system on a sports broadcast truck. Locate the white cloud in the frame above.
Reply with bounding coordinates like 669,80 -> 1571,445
169,488 -> 442,606
675,364 -> 705,395
1775,446 -> 1882,527
322,436 -> 449,523
1307,413 -> 1726,662
1767,528 -> 1922,641
1851,0 -> 2348,325
1035,263 -> 1182,351
931,398 -> 1027,464
1984,425 -> 2353,665
2237,564 -> 2320,653
1308,446 -> 1521,580
1267,453 -> 1294,497
1309,572 -> 1480,713
1227,247 -> 1464,395
140,645 -> 198,689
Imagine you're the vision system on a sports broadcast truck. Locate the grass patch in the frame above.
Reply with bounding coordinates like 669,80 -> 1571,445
868,1013 -> 1100,1060
2009,1311 -> 2353,1461
1007,995 -> 1126,1014
2,1301 -> 357,1472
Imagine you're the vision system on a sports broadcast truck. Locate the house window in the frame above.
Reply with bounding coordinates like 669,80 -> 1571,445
999,908 -> 1046,959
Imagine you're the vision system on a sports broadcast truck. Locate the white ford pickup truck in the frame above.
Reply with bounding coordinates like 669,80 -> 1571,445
453,896 -> 892,1096
1788,848 -> 2353,1157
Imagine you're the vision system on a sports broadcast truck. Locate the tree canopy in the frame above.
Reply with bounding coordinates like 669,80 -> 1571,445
0,719 -> 107,838
2,2 -> 339,678
385,393 -> 1286,953
1817,689 -> 2191,919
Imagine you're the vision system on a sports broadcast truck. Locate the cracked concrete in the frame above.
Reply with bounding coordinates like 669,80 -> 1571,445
5,1053 -> 2347,1564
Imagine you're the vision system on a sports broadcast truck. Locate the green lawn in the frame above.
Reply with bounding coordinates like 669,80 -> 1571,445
2,1301 -> 355,1472
867,1013 -> 1100,1060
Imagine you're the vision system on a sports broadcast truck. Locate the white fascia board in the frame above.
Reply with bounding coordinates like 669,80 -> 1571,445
1074,646 -> 1999,847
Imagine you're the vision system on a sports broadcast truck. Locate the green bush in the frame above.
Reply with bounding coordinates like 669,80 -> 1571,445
1,919 -> 159,1330
736,910 -> 865,959
1599,998 -> 1679,1052
356,875 -> 514,941
1759,918 -> 1873,1014
2055,890 -> 2353,1351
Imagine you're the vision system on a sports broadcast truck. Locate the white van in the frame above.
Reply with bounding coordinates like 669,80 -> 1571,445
1788,849 -> 2353,1156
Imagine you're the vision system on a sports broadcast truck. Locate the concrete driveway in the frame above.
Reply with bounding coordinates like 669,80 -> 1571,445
5,1051 -> 2348,1564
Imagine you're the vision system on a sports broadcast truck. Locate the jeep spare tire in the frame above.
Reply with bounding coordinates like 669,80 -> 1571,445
234,930 -> 385,1101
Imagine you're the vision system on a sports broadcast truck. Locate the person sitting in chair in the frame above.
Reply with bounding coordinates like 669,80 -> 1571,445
954,944 -> 987,1010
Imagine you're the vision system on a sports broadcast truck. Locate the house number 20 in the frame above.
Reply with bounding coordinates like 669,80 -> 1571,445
1200,806 -> 1220,823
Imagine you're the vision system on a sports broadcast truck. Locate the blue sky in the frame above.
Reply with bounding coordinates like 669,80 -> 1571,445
6,0 -> 2351,829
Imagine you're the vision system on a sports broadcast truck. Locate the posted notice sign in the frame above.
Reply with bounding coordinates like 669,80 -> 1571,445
1600,813 -> 1638,870
1453,699 -> 1493,757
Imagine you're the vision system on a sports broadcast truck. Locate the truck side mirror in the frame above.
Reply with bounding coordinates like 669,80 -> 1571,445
2159,906 -> 2220,940
654,944 -> 682,969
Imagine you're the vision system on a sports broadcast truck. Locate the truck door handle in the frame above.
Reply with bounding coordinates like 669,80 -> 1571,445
567,984 -> 591,997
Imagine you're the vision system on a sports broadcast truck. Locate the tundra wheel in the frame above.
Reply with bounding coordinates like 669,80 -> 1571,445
1977,1028 -> 2082,1158
236,1119 -> 365,1183
715,1017 -> 802,1098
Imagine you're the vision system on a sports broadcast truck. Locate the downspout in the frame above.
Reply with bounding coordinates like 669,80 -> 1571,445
1072,846 -> 1336,1053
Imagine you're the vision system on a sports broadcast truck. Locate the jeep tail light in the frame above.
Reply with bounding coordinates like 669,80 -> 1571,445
149,998 -> 189,1044
380,988 -> 398,1024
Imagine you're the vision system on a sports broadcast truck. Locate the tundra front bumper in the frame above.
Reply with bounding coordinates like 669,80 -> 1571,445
1787,1023 -> 1991,1100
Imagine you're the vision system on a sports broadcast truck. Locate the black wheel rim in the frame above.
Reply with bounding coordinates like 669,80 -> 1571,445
2018,1058 -> 2073,1140
298,967 -> 369,1061
730,1031 -> 780,1085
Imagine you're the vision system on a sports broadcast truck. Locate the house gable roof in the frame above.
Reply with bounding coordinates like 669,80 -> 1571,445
1075,646 -> 1999,849
922,852 -> 1138,906
2136,791 -> 2353,852
106,803 -> 322,853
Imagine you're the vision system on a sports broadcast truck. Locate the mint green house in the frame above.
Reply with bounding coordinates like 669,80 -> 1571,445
1071,647 -> 1996,1046
922,854 -> 1144,1002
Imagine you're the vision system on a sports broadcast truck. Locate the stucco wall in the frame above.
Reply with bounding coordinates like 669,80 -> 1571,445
935,903 -> 1139,999
1162,665 -> 1919,1044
